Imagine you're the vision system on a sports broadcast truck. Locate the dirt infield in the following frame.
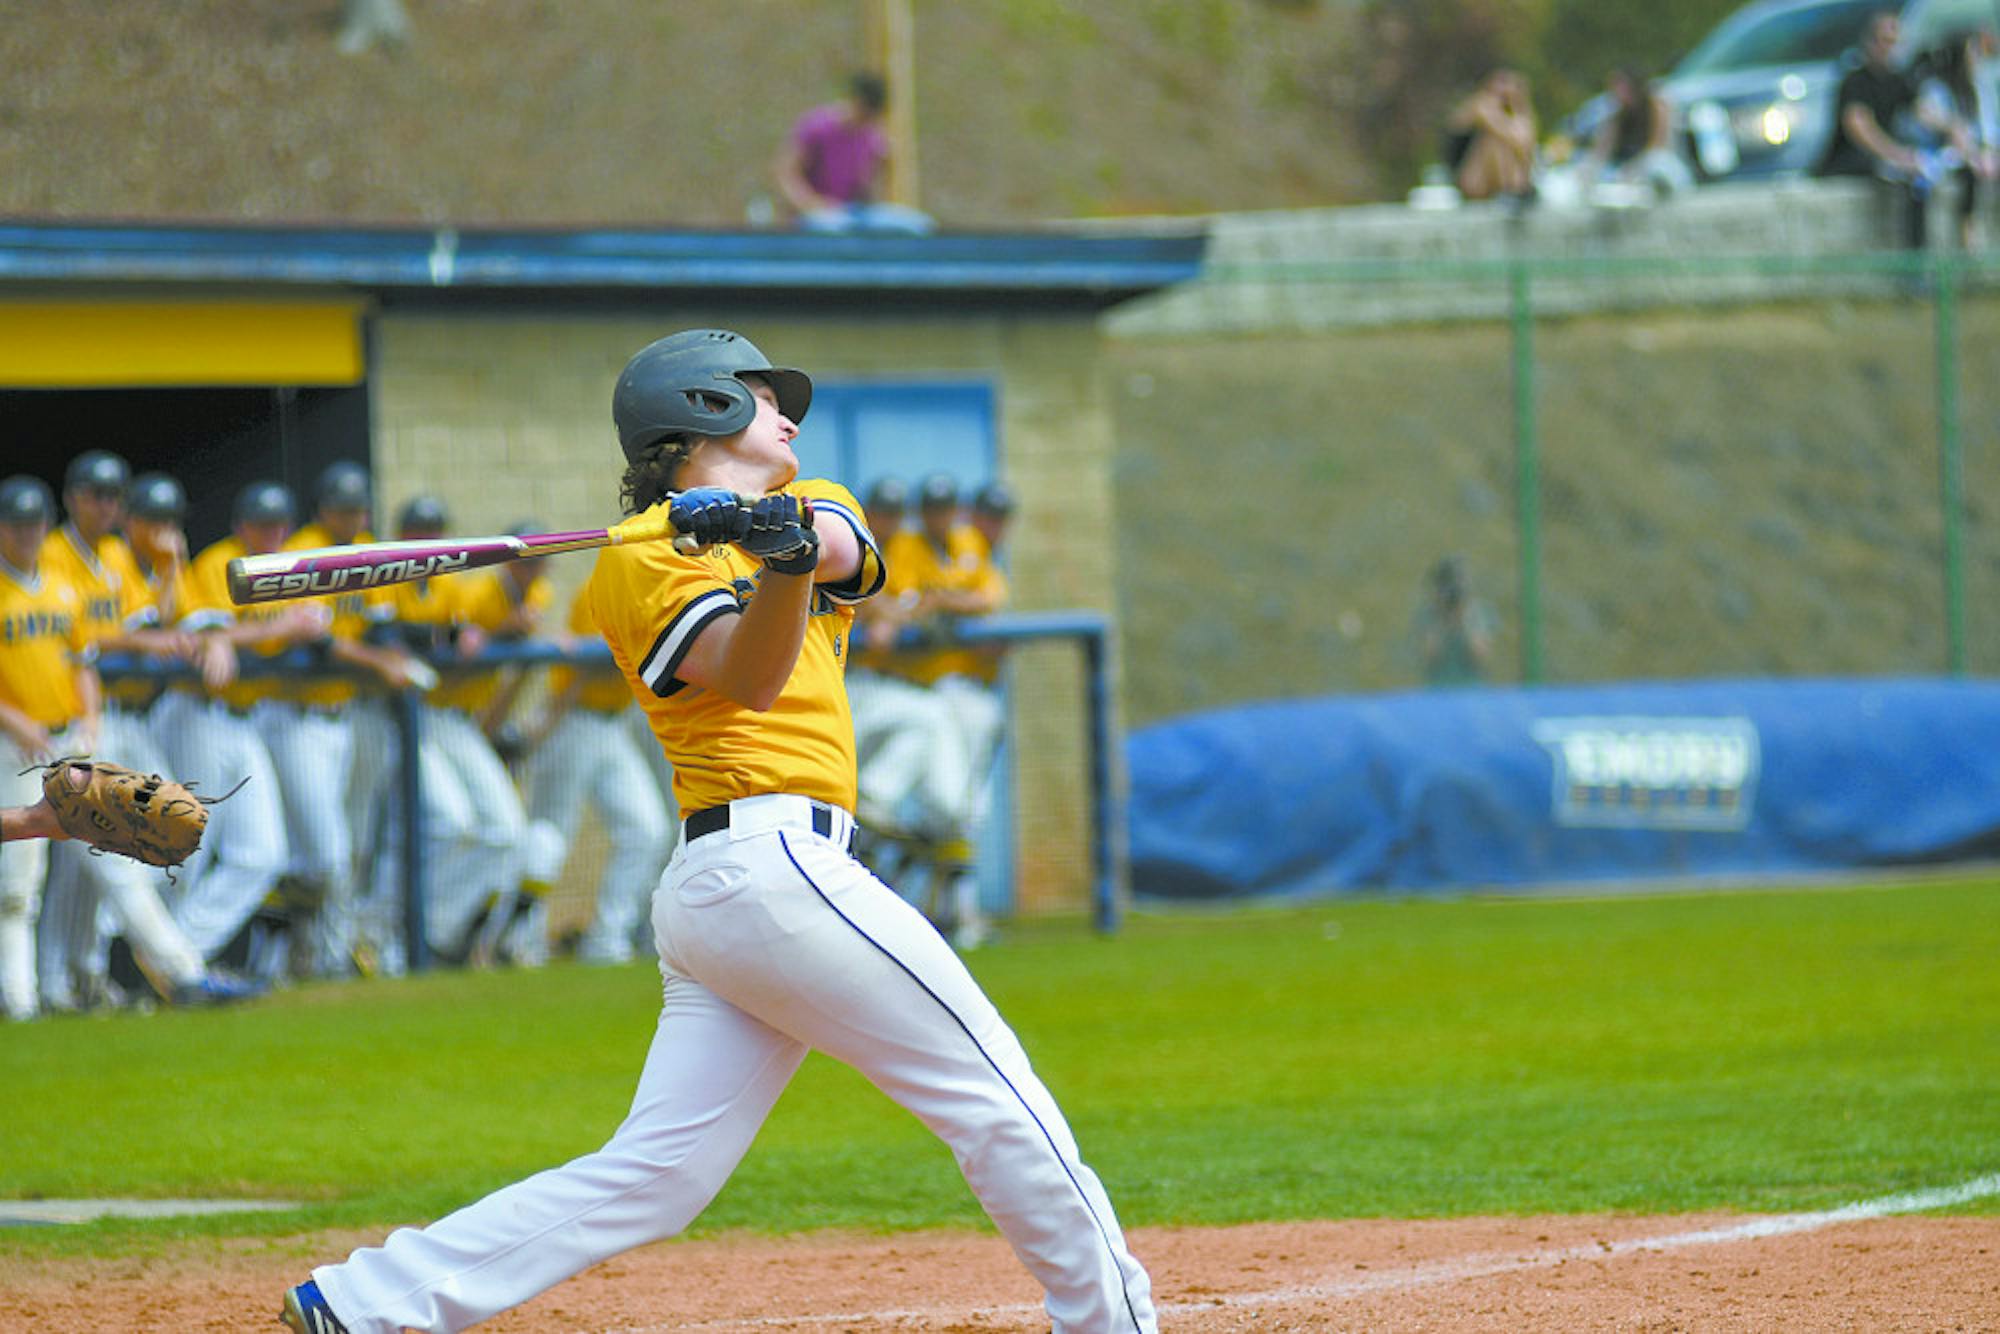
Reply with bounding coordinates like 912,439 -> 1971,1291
2,1213 -> 1995,1331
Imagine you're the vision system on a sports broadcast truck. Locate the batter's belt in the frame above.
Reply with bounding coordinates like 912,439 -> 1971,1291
682,794 -> 855,852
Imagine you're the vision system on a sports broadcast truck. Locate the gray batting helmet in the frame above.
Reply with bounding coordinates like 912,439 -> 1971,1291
234,480 -> 296,526
397,495 -> 449,533
611,329 -> 812,464
126,472 -> 188,521
0,475 -> 55,525
64,450 -> 130,495
865,477 -> 910,516
316,461 -> 372,513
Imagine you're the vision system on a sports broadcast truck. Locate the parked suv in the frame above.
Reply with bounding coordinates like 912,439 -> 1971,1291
1567,0 -> 2000,183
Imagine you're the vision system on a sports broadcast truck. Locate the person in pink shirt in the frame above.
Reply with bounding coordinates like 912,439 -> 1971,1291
772,73 -> 934,234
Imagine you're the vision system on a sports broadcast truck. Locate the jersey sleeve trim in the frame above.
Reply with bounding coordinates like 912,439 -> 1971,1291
180,608 -> 233,633
812,498 -> 886,606
638,587 -> 740,698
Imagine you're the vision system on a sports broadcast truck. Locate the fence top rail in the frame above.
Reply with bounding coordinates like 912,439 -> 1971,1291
1199,250 -> 2000,286
94,611 -> 1109,684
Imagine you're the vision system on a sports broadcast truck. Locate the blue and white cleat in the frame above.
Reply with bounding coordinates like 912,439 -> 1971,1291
278,1279 -> 349,1334
173,970 -> 268,1008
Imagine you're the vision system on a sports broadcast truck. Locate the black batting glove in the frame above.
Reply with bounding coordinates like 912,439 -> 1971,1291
741,494 -> 819,574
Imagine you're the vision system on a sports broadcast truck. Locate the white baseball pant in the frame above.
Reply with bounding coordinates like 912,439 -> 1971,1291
522,708 -> 674,964
417,705 -> 525,958
256,698 -> 358,975
36,706 -> 206,1007
311,794 -> 1156,1334
0,740 -> 56,1020
151,691 -> 289,959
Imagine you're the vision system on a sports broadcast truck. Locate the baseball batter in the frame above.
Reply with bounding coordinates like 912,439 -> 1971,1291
281,329 -> 1155,1334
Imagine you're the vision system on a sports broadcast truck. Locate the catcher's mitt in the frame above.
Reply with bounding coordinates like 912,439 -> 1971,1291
31,757 -> 241,871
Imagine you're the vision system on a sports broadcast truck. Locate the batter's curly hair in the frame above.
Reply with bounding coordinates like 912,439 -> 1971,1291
618,437 -> 698,516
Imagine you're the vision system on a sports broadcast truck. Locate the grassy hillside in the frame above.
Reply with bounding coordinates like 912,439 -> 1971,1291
0,0 -> 1376,227
1108,293 -> 2000,725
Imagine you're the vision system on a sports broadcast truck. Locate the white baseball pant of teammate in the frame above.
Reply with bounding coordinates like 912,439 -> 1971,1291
36,705 -> 209,1008
847,667 -> 970,840
309,795 -> 1156,1334
932,674 -> 1007,833
0,737 -> 60,1019
521,706 -> 674,964
150,690 -> 289,959
254,697 -> 358,976
344,694 -> 400,967
418,703 -> 526,961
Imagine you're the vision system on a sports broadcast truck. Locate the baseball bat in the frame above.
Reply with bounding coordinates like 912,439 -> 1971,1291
226,508 -> 699,607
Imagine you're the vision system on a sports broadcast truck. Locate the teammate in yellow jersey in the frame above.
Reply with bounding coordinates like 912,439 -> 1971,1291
262,463 -> 424,979
341,495 -> 460,976
867,473 -> 1012,945
35,453 -> 261,1013
156,482 -> 321,975
419,526 -> 551,965
0,476 -> 97,1021
519,583 -> 674,965
282,328 -> 1155,1334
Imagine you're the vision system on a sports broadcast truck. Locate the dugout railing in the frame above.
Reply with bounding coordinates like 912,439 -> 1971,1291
98,609 -> 1120,973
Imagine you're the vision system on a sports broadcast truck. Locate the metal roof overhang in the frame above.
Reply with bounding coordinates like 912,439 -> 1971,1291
0,221 -> 1206,311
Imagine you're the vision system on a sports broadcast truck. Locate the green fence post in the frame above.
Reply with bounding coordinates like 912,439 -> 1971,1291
1935,253 -> 1967,675
1511,262 -> 1544,683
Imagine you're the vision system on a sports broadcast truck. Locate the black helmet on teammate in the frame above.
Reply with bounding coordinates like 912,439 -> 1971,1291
865,477 -> 910,516
972,480 -> 1016,517
316,460 -> 372,514
0,475 -> 55,526
611,329 -> 813,464
64,450 -> 130,497
917,473 -> 957,511
234,480 -> 296,527
126,472 -> 188,522
397,494 -> 449,534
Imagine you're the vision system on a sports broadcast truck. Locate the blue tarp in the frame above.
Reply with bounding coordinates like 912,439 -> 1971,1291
1127,678 -> 2000,899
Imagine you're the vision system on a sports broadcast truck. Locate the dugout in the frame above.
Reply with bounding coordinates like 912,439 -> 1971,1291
0,221 -> 1203,922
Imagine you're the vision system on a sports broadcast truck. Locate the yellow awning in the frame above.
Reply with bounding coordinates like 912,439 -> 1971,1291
0,300 -> 366,387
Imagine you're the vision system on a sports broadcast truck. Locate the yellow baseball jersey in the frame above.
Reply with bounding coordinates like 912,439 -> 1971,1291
881,525 -> 1008,686
183,536 -> 299,710
0,562 -> 92,726
278,522 -> 390,707
41,526 -> 158,707
428,568 -> 554,713
586,479 -> 882,814
547,585 -> 632,715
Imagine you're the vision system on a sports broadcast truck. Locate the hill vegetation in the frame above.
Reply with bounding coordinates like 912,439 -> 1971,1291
0,0 -> 1747,228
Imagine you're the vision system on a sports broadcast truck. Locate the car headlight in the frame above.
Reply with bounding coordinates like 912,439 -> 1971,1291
1730,101 -> 1794,148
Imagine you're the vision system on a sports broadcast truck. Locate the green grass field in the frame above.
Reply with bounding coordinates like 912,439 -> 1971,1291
3,876 -> 1996,1258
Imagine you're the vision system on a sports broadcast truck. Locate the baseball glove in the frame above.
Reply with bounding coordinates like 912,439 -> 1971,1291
31,757 -> 239,871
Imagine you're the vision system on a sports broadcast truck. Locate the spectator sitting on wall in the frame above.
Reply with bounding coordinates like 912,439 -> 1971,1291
1442,69 -> 1538,204
1588,67 -> 1695,199
1912,27 -> 2000,249
1815,10 -> 1930,250
772,72 -> 935,235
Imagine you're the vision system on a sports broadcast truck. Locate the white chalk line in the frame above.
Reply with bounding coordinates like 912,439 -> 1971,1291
622,1173 -> 2000,1331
